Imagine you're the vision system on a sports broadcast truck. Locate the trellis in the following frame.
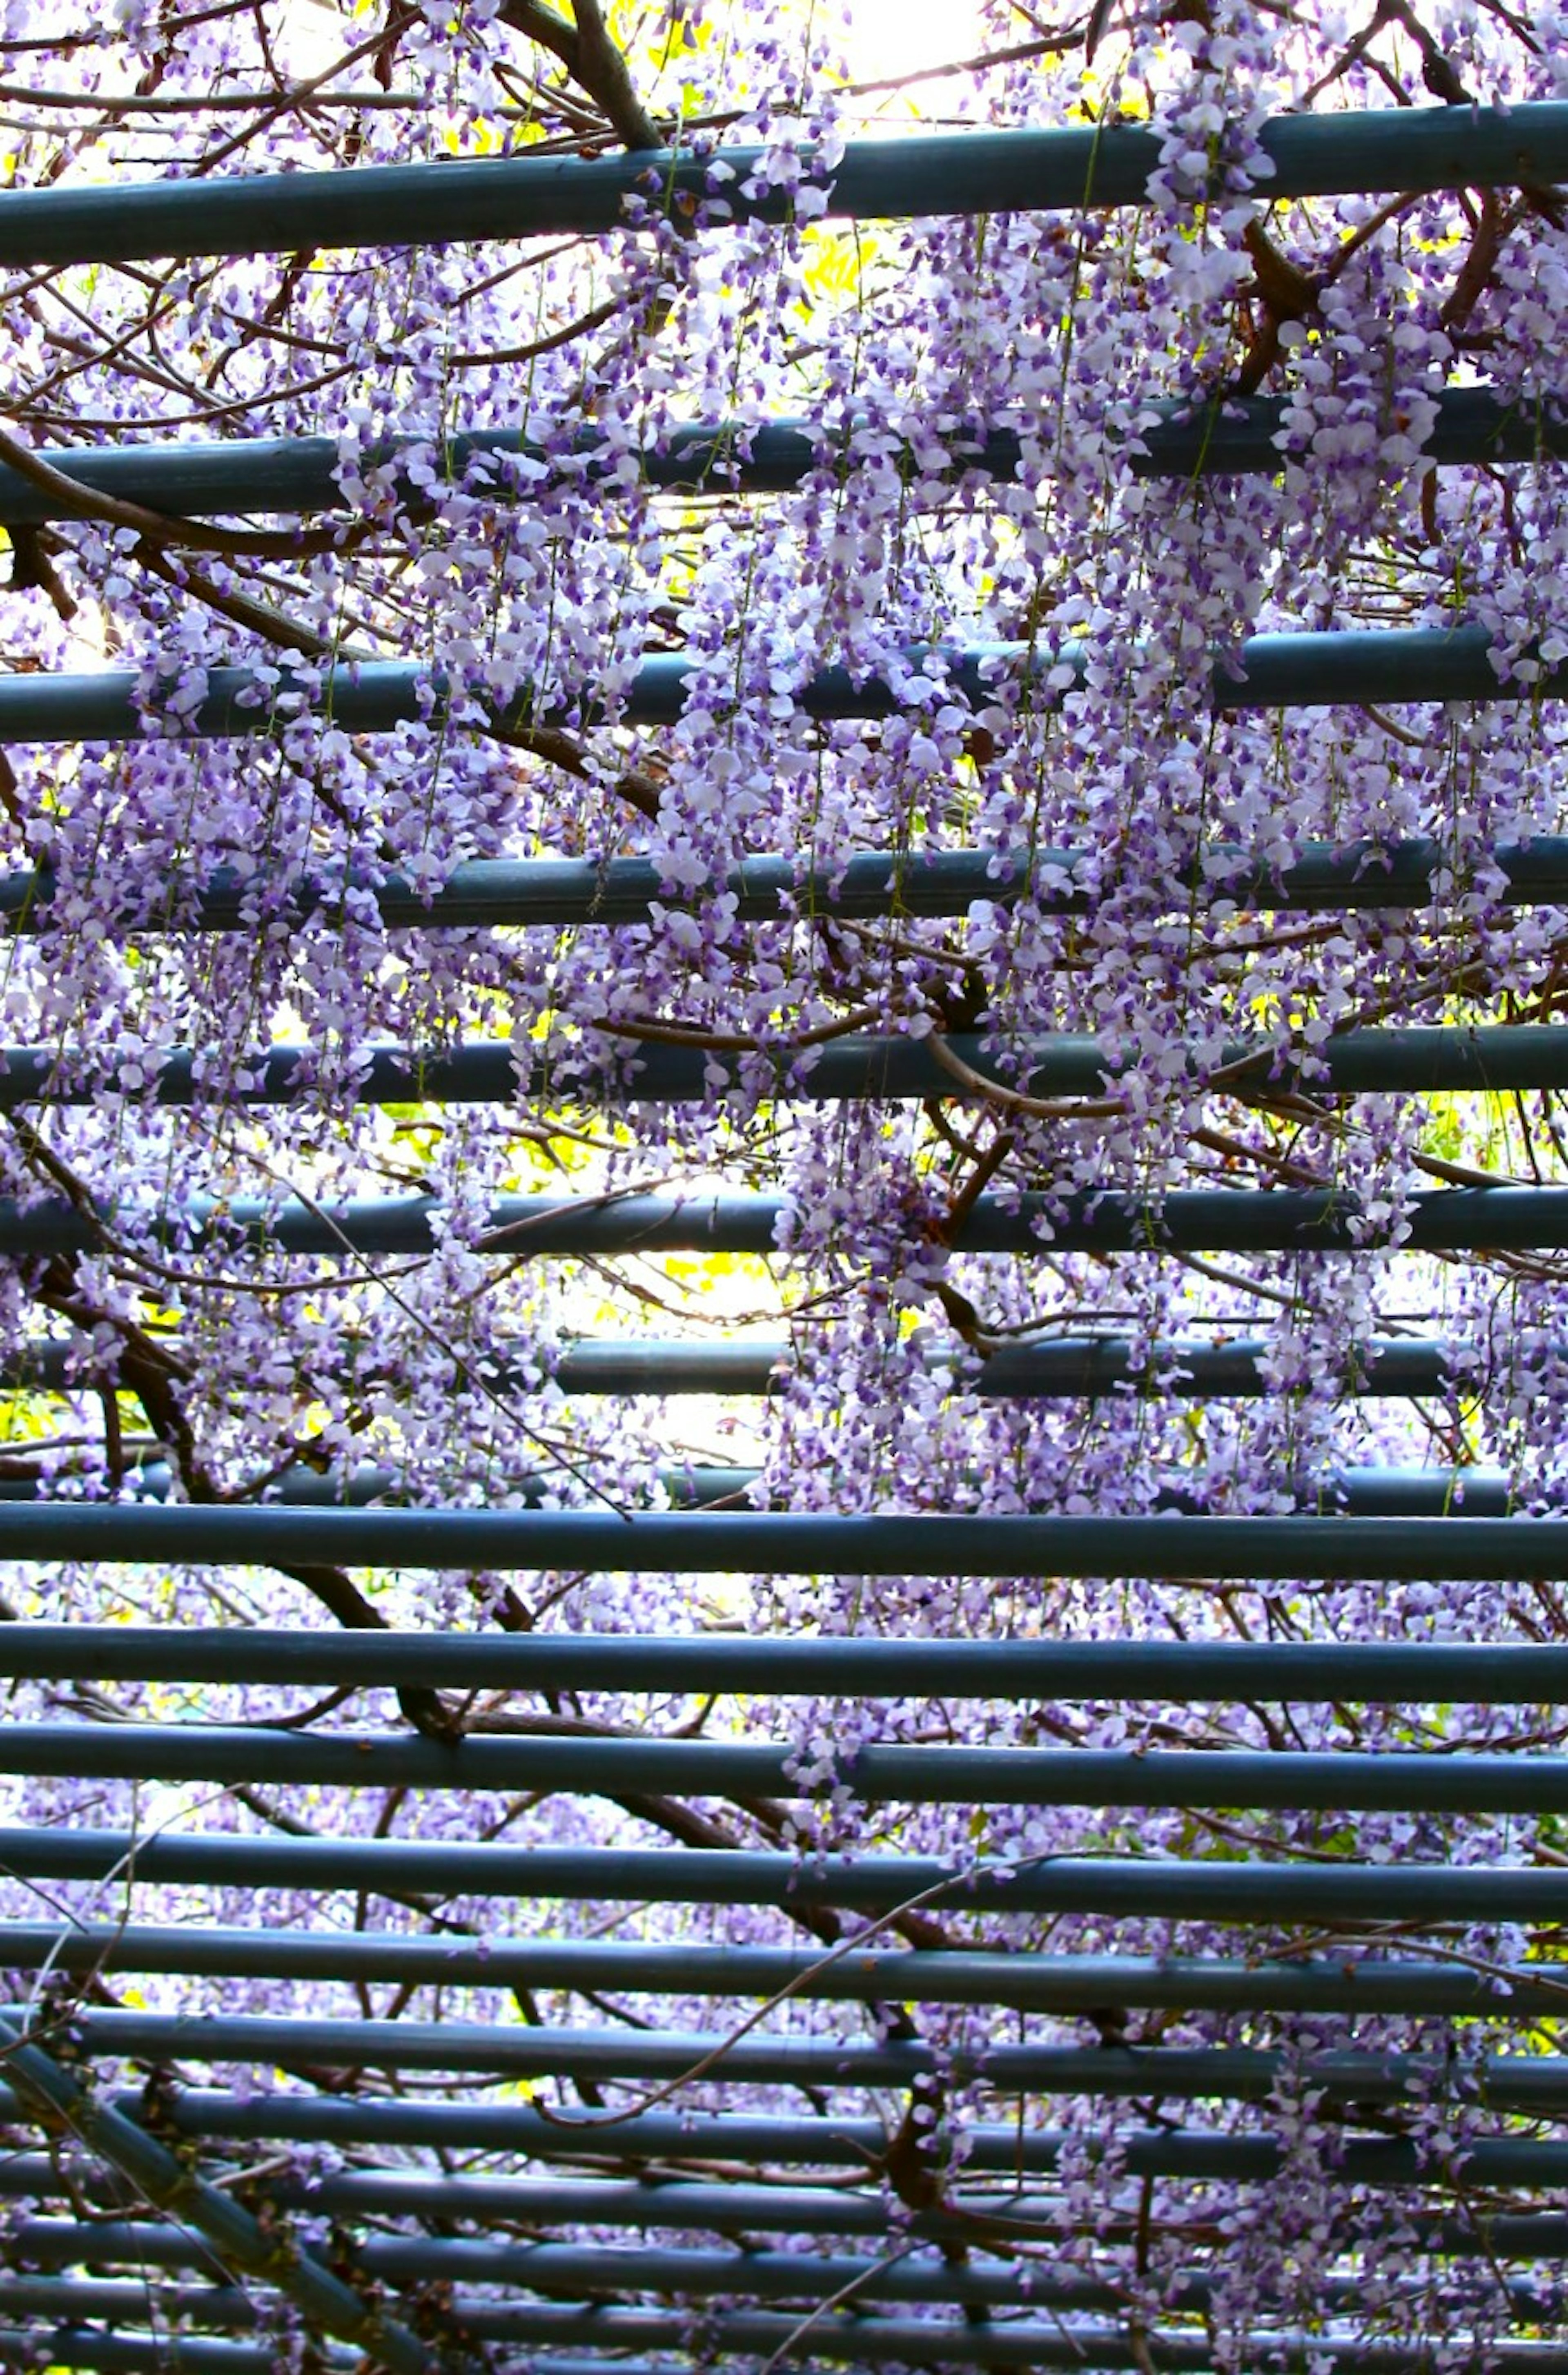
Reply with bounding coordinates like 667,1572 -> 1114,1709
2,92 -> 1568,2375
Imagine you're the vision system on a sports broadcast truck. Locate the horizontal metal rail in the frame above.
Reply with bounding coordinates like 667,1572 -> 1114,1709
1,2107 -> 1558,2189
2,1027 -> 1567,1106
0,1456 -> 753,1508
3,2334 -> 1561,2375
11,834 -> 1568,937
0,1464 -> 1525,1518
0,387 -> 1553,529
16,2010 -> 1566,2103
10,1722 -> 1568,1815
2,1925 -> 1557,2017
0,1333 -> 1494,1400
0,2339 -> 339,2375
1,1505 -> 1568,1577
0,2275 -> 1557,2374
0,627 -> 1561,747
1276,1468 -> 1518,1515
0,2299 -> 1552,2375
458,1331 -> 1479,1398
0,2275 -> 1125,2326
1,1625 -> 1559,1697
4,2181 -> 1562,2262
0,2278 -> 1480,2341
16,2265 -> 1550,2330
2,1183 -> 1565,1256
0,2315 -> 1556,2375
401,1332 -> 1472,1398
2,105 -> 1566,268
3,1826 -> 1563,1919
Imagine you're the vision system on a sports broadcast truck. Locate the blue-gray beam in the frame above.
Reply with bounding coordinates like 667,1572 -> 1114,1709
0,1456 -> 753,1508
2,2224 -> 1563,2306
10,837 -> 1568,937
0,1333 -> 1497,1400
16,2266 -> 1548,2328
0,105 -> 1565,267
0,1624 -> 1559,1698
428,1332 -> 1474,1398
0,2317 -> 1557,2375
20,2012 -> 1568,2105
1,1925 -> 1557,2018
5,2178 -> 1562,2260
0,2106 -> 1557,2190
0,388 -> 1555,530
1,1026 -> 1566,1106
1,1826 -> 1563,1919
0,628 -> 1562,747
0,2275 -> 1094,2325
0,2330 -> 1560,2375
0,1465 -> 1526,1519
0,2340 -> 345,2375
500,1331 -> 1476,1398
9,1722 -> 1568,1815
1,1505 -> 1567,1577
0,2302 -> 1552,2374
2,1184 -> 1566,1256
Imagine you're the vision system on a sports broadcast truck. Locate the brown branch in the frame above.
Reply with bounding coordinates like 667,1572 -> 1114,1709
0,78 -> 422,113
0,415 -> 330,560
498,0 -> 662,151
190,8 -> 420,179
3,1119 -> 452,1739
5,524 -> 76,620
447,288 -> 625,370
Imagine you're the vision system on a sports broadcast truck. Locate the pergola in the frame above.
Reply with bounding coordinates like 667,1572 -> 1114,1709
1,73 -> 1567,2375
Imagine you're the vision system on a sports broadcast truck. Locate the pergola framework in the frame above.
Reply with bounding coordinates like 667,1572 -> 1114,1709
1,72 -> 1566,2375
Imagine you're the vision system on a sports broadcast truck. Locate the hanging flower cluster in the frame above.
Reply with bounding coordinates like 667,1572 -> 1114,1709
0,0 -> 1566,2365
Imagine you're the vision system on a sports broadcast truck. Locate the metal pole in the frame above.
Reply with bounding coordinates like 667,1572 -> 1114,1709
0,2246 -> 1556,2318
0,1456 -> 760,1509
0,1465 -> 1526,1519
0,2110 -> 1558,2189
494,1333 -> 1467,1397
0,627 -> 1558,747
8,1722 -> 1568,1815
9,835 -> 1568,937
0,2325 -> 1555,2375
0,1626 -> 1559,1698
0,1505 -> 1567,1577
0,1925 -> 1558,2018
0,2339 -> 351,2375
4,1331 -> 1481,1398
0,2301 -> 1551,2372
0,104 -> 1563,267
18,2013 -> 1565,2103
0,2266 -> 1468,2324
0,1826 -> 1563,1918
3,1184 -> 1568,1257
4,2185 -> 1563,2259
0,1331 -> 1494,1399
0,1026 -> 1564,1106
0,388 -> 1555,530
